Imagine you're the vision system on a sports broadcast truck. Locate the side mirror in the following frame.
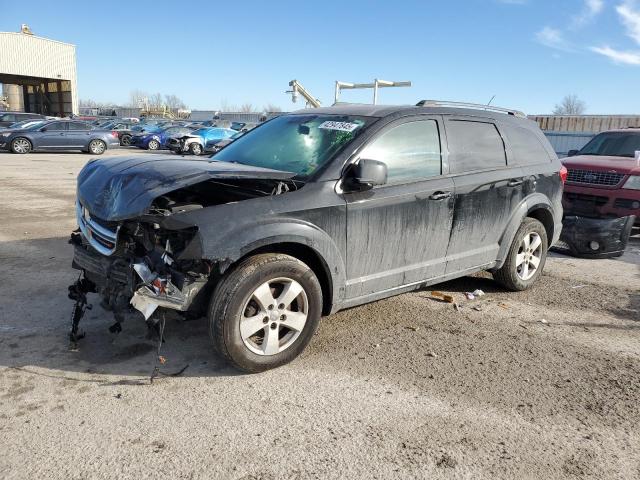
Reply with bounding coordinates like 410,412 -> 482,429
40,127 -> 47,132
344,159 -> 388,192
567,149 -> 579,157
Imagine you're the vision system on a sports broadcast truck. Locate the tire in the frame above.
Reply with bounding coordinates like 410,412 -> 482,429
120,134 -> 131,146
10,137 -> 32,154
189,142 -> 203,156
147,139 -> 160,150
493,217 -> 548,291
88,139 -> 106,155
208,253 -> 322,373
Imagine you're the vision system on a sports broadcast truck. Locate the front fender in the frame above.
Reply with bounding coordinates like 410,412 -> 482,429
202,219 -> 347,312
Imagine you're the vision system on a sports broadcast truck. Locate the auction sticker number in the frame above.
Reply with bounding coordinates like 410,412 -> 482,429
318,121 -> 360,132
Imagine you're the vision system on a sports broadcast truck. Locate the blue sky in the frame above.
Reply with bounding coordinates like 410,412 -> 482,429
2,0 -> 640,114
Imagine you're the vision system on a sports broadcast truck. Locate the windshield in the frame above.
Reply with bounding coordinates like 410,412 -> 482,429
212,114 -> 374,178
579,132 -> 640,157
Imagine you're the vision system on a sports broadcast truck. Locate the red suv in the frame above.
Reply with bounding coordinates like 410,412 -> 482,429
562,129 -> 640,224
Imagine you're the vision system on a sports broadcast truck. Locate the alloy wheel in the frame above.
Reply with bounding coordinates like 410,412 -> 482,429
516,232 -> 542,281
90,140 -> 105,154
240,277 -> 308,356
12,138 -> 30,153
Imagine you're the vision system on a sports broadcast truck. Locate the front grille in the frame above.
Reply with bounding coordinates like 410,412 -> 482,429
566,169 -> 624,186
76,200 -> 120,256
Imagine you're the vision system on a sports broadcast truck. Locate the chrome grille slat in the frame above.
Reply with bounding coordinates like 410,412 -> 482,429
566,169 -> 624,186
76,200 -> 120,256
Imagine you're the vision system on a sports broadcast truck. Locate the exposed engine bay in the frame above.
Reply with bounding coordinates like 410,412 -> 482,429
68,164 -> 299,346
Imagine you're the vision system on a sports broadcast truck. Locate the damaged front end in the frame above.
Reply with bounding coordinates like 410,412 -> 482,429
70,209 -> 211,332
67,155 -> 298,343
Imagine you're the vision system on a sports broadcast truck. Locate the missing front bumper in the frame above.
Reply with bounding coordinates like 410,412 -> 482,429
556,215 -> 636,259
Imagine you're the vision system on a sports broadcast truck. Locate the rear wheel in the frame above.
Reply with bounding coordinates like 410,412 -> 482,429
10,137 -> 31,154
88,139 -> 106,155
493,217 -> 548,291
189,142 -> 203,155
147,139 -> 160,150
208,253 -> 322,372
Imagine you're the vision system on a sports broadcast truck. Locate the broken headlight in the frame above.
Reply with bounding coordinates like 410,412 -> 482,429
622,175 -> 640,190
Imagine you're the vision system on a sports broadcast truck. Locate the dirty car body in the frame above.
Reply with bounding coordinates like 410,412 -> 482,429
70,104 -> 564,371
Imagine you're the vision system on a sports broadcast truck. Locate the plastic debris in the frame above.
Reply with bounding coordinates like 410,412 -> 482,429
472,289 -> 485,297
464,292 -> 475,300
540,319 -> 549,324
431,291 -> 454,303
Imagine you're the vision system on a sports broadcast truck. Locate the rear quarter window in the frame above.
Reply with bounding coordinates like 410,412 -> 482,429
447,120 -> 506,174
501,124 -> 552,165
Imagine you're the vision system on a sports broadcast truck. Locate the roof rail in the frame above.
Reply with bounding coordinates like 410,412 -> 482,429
415,99 -> 526,118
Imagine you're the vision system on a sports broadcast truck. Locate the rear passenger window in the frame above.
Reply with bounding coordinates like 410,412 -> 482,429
46,122 -> 66,131
447,120 -> 506,173
68,122 -> 91,130
501,124 -> 551,165
359,120 -> 441,183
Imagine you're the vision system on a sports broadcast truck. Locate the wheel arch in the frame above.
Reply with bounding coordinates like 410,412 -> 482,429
227,242 -> 334,316
494,194 -> 556,270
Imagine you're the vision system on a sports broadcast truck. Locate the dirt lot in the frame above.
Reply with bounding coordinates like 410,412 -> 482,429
0,150 -> 639,480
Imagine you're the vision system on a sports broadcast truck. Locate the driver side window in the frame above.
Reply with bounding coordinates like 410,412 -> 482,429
359,120 -> 442,183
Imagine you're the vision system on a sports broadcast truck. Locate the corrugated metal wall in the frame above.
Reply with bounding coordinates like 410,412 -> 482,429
0,32 -> 78,114
543,131 -> 595,157
530,115 -> 640,133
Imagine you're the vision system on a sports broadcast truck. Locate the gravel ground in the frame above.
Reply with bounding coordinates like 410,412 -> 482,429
0,150 -> 639,480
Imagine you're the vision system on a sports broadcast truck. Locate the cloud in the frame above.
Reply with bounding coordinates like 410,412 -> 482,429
590,1 -> 640,66
535,27 -> 573,51
616,1 -> 640,44
590,45 -> 640,64
572,0 -> 605,27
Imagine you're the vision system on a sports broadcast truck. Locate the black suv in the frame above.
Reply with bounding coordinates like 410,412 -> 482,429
0,111 -> 46,128
70,102 -> 564,372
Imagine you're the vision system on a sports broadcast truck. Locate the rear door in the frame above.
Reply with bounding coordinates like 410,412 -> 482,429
66,121 -> 93,148
444,117 -> 525,274
344,116 -> 455,300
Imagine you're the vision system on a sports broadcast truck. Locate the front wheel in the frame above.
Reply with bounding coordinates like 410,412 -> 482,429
10,137 -> 32,154
208,253 -> 322,372
189,142 -> 203,155
88,139 -> 106,155
493,217 -> 548,291
147,139 -> 160,150
120,134 -> 131,146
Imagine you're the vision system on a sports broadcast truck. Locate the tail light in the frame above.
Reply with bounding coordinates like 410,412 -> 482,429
111,131 -> 119,138
559,165 -> 568,184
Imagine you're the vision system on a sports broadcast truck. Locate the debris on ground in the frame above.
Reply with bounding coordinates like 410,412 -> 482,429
431,291 -> 455,303
540,319 -> 549,325
426,351 -> 437,358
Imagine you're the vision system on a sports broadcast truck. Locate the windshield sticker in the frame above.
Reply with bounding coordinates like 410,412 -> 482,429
318,121 -> 360,133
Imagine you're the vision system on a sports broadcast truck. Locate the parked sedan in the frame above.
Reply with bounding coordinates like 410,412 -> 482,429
167,127 -> 236,155
0,120 -> 119,154
130,125 -> 197,150
0,111 -> 46,128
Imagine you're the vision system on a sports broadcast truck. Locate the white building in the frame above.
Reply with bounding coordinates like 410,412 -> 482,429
0,27 -> 78,116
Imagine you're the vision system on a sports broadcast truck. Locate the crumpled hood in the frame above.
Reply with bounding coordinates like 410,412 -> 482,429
77,155 -> 295,221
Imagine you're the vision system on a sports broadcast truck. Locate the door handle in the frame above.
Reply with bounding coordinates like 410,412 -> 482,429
508,179 -> 523,187
59,132 -> 65,135
429,191 -> 452,201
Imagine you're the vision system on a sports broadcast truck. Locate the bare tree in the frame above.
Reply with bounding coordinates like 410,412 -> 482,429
263,103 -> 282,113
240,103 -> 255,113
553,95 -> 586,115
149,93 -> 164,109
164,94 -> 187,110
219,98 -> 238,112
